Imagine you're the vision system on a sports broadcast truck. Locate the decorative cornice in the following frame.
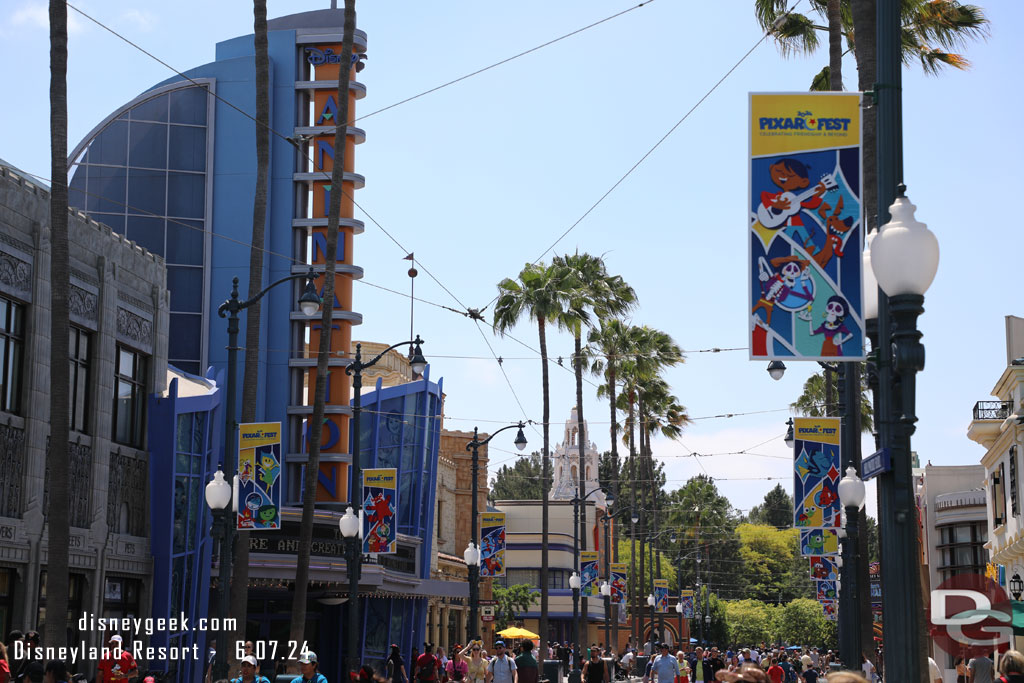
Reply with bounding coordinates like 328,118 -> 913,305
0,232 -> 34,256
69,285 -> 98,322
70,267 -> 100,287
117,291 -> 153,313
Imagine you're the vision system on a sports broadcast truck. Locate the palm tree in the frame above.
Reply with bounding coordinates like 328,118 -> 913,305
45,0 -> 71,649
493,261 -> 576,654
230,0 -> 271,663
554,252 -> 635,629
791,363 -> 873,431
290,0 -> 357,657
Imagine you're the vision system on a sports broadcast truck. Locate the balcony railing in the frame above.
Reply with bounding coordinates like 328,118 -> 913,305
973,401 -> 1013,421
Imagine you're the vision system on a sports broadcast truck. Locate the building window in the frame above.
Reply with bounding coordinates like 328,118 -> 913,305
937,522 -> 988,583
0,297 -> 25,415
993,465 -> 1006,527
69,326 -> 90,433
1012,446 -> 1020,517
113,346 -> 148,447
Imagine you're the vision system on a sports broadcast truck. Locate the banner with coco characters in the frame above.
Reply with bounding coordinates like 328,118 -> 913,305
237,422 -> 282,531
479,512 -> 506,577
748,92 -> 864,361
793,417 -> 842,532
580,551 -> 600,596
654,579 -> 670,613
679,590 -> 695,619
362,468 -> 397,554
610,563 -> 628,605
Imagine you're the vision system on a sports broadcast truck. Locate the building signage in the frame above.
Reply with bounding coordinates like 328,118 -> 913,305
479,512 -> 506,577
362,468 -> 397,554
580,551 -> 599,597
237,422 -> 282,531
862,448 -> 892,480
610,563 -> 627,605
654,579 -> 669,613
793,417 -> 841,536
748,92 -> 864,361
481,605 -> 495,623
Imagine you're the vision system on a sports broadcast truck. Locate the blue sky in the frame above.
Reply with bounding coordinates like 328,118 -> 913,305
2,0 -> 1022,521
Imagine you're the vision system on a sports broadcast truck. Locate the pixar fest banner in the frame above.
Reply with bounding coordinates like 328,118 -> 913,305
610,563 -> 628,605
237,422 -> 282,530
749,92 -> 864,361
362,468 -> 397,554
793,417 -> 842,532
678,590 -> 695,619
580,551 -> 600,597
654,579 -> 670,613
479,512 -> 506,577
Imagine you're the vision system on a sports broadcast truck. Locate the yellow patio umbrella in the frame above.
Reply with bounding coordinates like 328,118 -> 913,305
496,626 -> 540,640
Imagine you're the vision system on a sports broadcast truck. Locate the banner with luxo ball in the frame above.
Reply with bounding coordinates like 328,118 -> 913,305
610,563 -> 628,605
580,551 -> 600,596
793,417 -> 842,532
479,512 -> 506,577
362,468 -> 397,554
749,92 -> 864,361
237,422 -> 282,530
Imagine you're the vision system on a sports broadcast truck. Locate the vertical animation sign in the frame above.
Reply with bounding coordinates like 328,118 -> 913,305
362,468 -> 397,554
749,93 -> 864,361
580,551 -> 600,597
793,417 -> 841,532
654,579 -> 669,613
237,422 -> 282,530
479,512 -> 506,578
610,563 -> 628,605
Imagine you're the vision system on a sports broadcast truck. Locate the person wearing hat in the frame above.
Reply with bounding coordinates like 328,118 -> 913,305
292,651 -> 327,683
96,635 -> 137,683
485,642 -> 516,683
231,656 -> 269,683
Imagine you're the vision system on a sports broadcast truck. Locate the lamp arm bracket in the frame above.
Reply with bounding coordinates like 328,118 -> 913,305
218,270 -> 315,318
353,335 -> 424,374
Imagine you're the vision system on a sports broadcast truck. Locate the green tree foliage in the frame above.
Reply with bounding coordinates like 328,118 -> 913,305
736,524 -> 811,603
746,484 -> 793,528
493,583 -> 540,631
664,476 -> 743,596
616,539 -> 676,593
865,514 -> 880,563
776,598 -> 831,648
724,599 -> 777,647
490,451 -> 544,502
790,364 -> 874,431
691,585 -> 729,646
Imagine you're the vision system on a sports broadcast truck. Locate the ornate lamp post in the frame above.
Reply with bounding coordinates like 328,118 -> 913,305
464,422 -> 527,642
597,493 -> 615,652
570,570 -> 582,670
345,336 -> 428,671
207,268 -> 320,681
600,580 -> 612,654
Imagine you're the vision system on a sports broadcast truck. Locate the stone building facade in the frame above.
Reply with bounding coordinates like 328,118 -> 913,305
0,162 -> 169,646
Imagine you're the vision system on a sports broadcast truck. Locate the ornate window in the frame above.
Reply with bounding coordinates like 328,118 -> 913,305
0,296 -> 25,415
993,464 -> 1007,527
1011,446 -> 1019,517
113,346 -> 148,447
69,326 -> 90,434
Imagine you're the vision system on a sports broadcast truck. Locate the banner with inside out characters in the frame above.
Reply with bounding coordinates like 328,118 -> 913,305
821,600 -> 838,622
610,563 -> 628,605
809,556 -> 839,582
479,512 -> 506,577
237,422 -> 282,531
654,579 -> 669,613
800,528 -> 839,556
580,551 -> 600,596
749,92 -> 864,361
793,417 -> 842,531
679,590 -> 695,619
816,580 -> 838,602
362,468 -> 397,554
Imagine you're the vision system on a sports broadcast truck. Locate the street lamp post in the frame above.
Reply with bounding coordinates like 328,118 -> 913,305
838,467 -> 866,667
630,508 -> 639,646
344,336 -> 428,672
570,570 -> 582,671
464,423 -> 527,643
207,269 -> 320,682
600,506 -> 614,652
571,487 -> 613,662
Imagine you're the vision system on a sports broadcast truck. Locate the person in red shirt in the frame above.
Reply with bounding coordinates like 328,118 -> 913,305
766,658 -> 784,683
96,635 -> 138,683
414,644 -> 440,683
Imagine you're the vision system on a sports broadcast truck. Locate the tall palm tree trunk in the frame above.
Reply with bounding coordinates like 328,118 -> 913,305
574,334 -> 588,639
628,388 -> 638,646
45,0 -> 71,649
289,0 -> 356,658
828,0 -> 843,89
538,316 -> 551,656
608,363 -> 618,565
230,0 -> 270,663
